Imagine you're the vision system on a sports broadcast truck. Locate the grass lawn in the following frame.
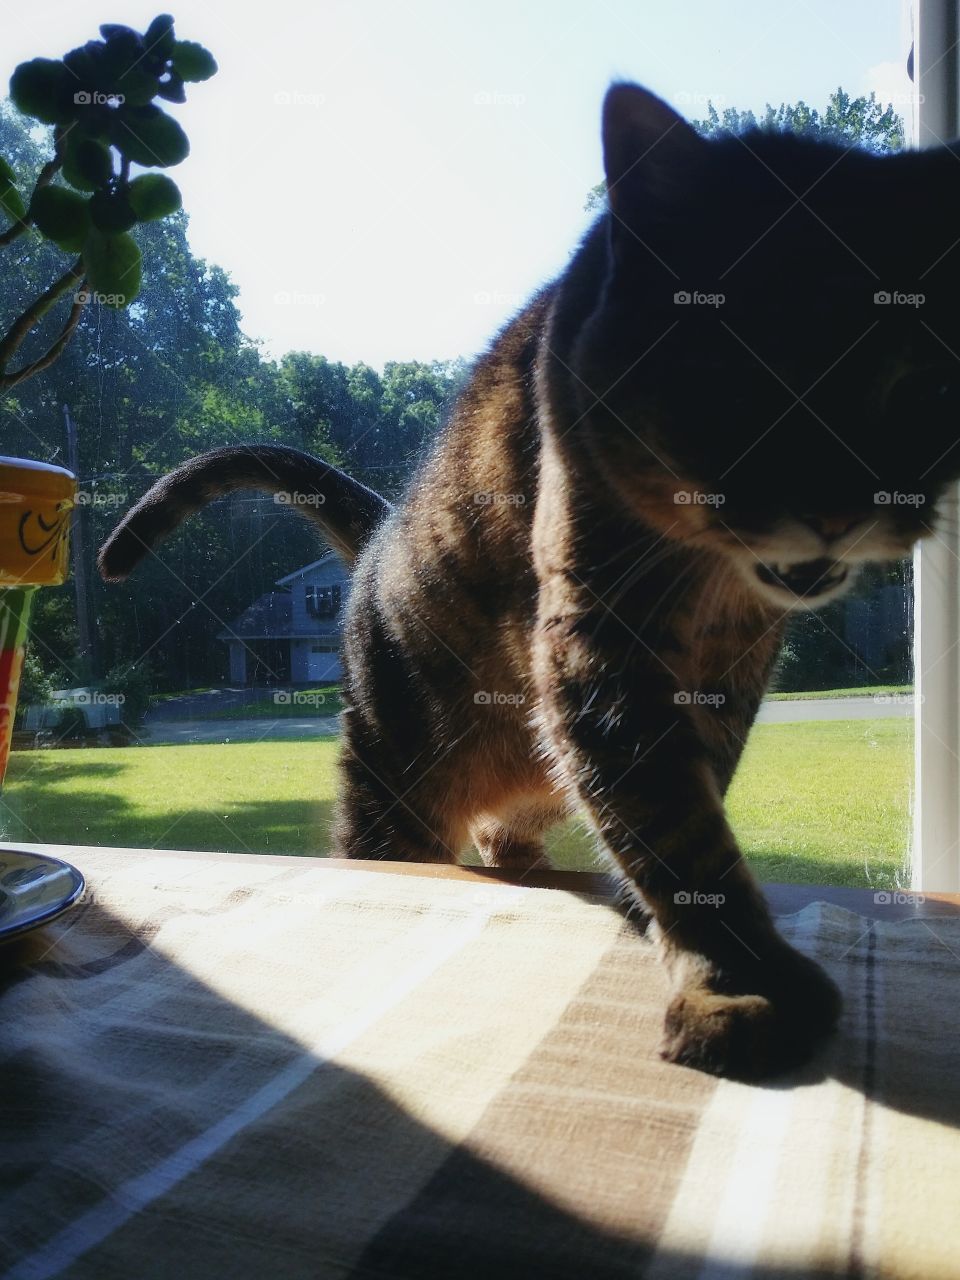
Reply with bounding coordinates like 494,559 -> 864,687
0,718 -> 911,889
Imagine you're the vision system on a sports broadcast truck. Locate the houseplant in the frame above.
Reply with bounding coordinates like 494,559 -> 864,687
0,15 -> 216,783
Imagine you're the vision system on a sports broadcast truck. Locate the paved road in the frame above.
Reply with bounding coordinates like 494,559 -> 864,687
141,717 -> 340,745
756,695 -> 914,724
140,694 -> 913,744
145,688 -> 300,723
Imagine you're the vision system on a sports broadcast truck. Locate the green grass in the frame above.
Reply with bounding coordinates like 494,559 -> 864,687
0,718 -> 911,889
765,685 -> 912,701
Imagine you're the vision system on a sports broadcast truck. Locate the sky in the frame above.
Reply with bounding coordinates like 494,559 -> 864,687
6,0 -> 912,368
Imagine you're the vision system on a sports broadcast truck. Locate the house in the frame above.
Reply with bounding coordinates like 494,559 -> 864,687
218,553 -> 349,686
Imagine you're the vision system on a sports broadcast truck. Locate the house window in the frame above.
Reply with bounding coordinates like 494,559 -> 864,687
306,584 -> 342,620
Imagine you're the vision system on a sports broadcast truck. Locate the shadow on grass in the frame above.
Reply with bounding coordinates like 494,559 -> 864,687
743,849 -> 904,891
4,757 -> 129,782
0,780 -> 336,857
2,757 -> 906,888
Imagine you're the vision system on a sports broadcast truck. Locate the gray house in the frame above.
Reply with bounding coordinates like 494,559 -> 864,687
219,553 -> 349,685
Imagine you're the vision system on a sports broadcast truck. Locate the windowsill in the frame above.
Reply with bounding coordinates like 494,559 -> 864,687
3,841 -> 959,920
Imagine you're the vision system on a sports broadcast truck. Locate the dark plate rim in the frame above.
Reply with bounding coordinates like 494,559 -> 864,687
0,850 -> 85,943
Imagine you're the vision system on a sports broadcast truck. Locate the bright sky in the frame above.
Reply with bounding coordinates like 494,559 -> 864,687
7,1 -> 911,368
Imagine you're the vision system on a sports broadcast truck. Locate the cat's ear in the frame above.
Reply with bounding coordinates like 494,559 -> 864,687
602,83 -> 705,219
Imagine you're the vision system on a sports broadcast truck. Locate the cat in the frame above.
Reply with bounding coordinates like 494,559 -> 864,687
99,83 -> 960,1080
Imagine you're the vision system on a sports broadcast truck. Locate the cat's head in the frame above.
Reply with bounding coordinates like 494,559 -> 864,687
569,83 -> 960,610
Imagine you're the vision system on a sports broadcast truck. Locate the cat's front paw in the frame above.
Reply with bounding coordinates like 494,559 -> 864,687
658,946 -> 841,1080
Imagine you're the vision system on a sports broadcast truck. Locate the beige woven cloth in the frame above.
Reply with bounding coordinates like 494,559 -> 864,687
1,848 -> 958,1279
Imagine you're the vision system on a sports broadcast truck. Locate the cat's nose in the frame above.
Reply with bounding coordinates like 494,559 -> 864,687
798,514 -> 862,541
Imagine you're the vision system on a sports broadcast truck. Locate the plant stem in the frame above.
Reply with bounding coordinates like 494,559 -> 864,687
0,289 -> 87,390
0,258 -> 85,381
0,125 -> 68,248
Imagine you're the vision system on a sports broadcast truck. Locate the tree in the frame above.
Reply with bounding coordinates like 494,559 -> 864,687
0,42 -> 476,691
584,88 -> 905,210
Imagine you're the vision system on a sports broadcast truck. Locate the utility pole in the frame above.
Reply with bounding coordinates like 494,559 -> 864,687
63,404 -> 98,679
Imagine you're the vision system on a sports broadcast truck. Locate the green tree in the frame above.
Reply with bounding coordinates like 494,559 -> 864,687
585,88 -> 905,210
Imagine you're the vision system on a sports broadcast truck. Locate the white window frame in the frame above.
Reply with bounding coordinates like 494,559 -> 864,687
913,0 -> 960,890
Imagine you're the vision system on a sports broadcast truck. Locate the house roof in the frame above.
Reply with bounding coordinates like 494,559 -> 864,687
276,552 -> 344,586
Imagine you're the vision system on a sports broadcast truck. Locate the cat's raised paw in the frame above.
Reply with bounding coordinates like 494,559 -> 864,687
659,956 -> 842,1080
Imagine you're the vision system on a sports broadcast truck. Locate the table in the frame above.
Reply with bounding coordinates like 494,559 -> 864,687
2,844 -> 959,1279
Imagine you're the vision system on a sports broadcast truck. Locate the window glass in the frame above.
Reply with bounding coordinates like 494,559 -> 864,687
0,0 -> 913,890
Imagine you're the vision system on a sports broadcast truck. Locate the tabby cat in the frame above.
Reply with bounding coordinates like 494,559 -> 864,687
100,84 -> 960,1079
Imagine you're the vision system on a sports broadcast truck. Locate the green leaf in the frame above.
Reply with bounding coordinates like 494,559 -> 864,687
0,157 -> 17,185
75,105 -> 115,143
0,176 -> 26,222
90,189 -> 138,233
30,186 -> 91,252
63,42 -> 108,88
112,65 -> 161,108
62,136 -> 114,192
127,173 -> 182,221
100,41 -> 158,106
100,23 -> 141,44
171,41 -> 217,82
82,228 -> 142,306
111,105 -> 189,167
9,58 -> 75,125
145,14 -> 176,59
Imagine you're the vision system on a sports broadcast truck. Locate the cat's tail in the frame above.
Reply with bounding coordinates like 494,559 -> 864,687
98,445 -> 390,580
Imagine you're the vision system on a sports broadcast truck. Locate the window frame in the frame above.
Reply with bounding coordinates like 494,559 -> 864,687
913,0 -> 960,891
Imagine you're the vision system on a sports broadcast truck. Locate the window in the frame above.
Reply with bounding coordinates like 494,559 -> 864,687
0,0 -> 943,890
913,0 -> 960,892
306,585 -> 342,620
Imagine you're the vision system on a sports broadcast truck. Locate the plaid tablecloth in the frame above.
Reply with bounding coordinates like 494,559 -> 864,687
1,849 -> 959,1278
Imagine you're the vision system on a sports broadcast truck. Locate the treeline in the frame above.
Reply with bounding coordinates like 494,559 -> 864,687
0,99 -> 911,697
0,102 -> 469,691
